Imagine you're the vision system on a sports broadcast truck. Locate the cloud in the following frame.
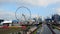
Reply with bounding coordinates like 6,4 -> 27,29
0,11 -> 16,20
0,0 -> 60,6
0,11 -> 31,20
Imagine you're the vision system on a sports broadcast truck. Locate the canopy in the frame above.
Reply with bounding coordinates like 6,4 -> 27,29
1,21 -> 12,24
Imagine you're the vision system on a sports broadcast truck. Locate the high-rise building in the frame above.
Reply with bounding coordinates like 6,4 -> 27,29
52,14 -> 60,24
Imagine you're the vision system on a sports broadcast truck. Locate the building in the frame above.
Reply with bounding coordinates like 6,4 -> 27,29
52,14 -> 60,24
45,18 -> 52,24
1,21 -> 12,26
0,19 -> 4,26
12,20 -> 19,26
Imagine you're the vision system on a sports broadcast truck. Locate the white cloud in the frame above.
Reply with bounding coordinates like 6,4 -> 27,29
0,0 -> 60,6
0,11 -> 16,20
0,11 -> 31,20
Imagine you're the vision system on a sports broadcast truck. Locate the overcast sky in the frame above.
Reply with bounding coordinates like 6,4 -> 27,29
0,0 -> 60,20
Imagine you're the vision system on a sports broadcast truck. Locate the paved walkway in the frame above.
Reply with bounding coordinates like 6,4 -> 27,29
27,26 -> 37,34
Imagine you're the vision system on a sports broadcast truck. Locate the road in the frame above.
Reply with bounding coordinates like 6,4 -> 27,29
36,24 -> 60,34
40,24 -> 52,34
53,29 -> 60,34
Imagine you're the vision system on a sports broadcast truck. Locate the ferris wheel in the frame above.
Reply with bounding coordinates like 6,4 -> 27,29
15,6 -> 31,22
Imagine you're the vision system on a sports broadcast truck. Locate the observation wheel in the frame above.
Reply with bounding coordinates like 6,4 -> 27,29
15,6 -> 31,24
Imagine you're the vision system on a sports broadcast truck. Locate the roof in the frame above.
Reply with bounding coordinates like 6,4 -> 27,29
1,21 -> 12,24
